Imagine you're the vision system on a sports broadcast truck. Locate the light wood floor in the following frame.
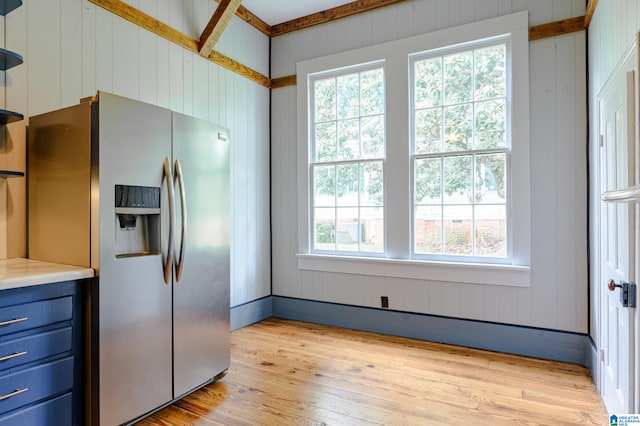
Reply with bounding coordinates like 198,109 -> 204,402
137,318 -> 607,425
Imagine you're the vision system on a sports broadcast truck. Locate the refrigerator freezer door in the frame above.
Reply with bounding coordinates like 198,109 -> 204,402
95,92 -> 174,425
172,112 -> 230,397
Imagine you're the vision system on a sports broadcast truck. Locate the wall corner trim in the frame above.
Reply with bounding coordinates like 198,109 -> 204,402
585,336 -> 598,383
231,296 -> 273,330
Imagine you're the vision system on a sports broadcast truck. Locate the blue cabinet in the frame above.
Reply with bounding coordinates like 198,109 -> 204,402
0,280 -> 87,425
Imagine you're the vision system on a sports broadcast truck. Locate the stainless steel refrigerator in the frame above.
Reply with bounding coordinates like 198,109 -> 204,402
27,91 -> 230,425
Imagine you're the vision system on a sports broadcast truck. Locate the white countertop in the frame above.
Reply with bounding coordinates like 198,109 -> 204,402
0,258 -> 95,291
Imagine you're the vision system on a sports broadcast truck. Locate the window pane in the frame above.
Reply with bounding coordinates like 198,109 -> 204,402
361,115 -> 384,158
360,161 -> 383,206
444,51 -> 472,105
337,73 -> 359,119
337,119 -> 360,160
336,207 -> 359,251
361,68 -> 384,116
314,78 -> 336,122
475,44 -> 506,100
361,207 -> 384,252
443,155 -> 472,204
415,158 -> 442,204
409,42 -> 511,262
415,57 -> 442,108
314,208 -> 335,250
311,65 -> 386,256
475,99 -> 506,149
415,108 -> 442,154
444,104 -> 472,151
444,205 -> 472,255
313,165 -> 335,207
314,122 -> 337,162
415,205 -> 442,254
475,153 -> 506,204
336,164 -> 359,206
475,205 -> 506,257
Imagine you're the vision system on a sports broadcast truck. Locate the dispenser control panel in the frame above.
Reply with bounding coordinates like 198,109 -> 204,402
114,185 -> 161,257
115,185 -> 160,209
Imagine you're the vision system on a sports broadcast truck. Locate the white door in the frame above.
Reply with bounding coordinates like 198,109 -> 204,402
598,41 -> 637,415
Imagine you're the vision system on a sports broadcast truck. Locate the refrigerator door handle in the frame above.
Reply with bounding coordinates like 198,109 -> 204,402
174,158 -> 187,282
163,157 -> 175,284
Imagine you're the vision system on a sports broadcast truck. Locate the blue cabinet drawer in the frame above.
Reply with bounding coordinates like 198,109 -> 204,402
0,392 -> 71,426
0,357 -> 73,415
0,328 -> 72,372
0,297 -> 72,337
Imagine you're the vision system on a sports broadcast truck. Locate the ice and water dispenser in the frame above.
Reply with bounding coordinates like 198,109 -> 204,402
114,185 -> 161,258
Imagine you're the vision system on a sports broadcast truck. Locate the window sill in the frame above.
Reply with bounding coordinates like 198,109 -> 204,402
297,253 -> 530,287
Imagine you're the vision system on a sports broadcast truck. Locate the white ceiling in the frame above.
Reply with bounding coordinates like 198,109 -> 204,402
241,0 -> 355,26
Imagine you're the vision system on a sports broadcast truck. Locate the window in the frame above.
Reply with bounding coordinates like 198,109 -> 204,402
411,40 -> 509,262
310,65 -> 385,254
297,12 -> 530,286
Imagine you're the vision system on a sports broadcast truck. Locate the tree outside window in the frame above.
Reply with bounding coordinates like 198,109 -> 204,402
412,42 -> 508,259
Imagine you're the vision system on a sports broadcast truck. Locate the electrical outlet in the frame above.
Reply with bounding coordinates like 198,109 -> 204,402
381,296 -> 389,308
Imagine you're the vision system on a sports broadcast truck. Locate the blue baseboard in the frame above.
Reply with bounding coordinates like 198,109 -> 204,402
230,296 -> 272,331
271,296 -> 590,366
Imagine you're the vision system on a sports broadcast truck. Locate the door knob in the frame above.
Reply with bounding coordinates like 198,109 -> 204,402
608,279 -> 622,291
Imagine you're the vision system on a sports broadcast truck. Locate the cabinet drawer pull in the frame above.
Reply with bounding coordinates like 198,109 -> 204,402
0,387 -> 28,401
0,317 -> 28,327
0,351 -> 27,362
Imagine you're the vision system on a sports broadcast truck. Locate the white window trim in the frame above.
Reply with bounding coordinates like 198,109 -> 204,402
297,253 -> 530,287
296,11 -> 530,287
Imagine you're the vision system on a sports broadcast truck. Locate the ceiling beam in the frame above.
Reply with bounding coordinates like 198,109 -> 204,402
585,0 -> 598,28
208,50 -> 271,87
89,0 -> 197,51
528,15 -> 585,41
214,0 -> 271,36
234,4 -> 271,36
199,0 -> 243,57
271,0 -> 408,37
88,0 -> 270,88
271,75 -> 297,89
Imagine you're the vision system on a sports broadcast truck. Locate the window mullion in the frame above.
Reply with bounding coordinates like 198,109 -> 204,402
385,52 -> 411,259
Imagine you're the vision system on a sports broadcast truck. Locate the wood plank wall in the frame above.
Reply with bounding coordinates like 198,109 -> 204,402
0,0 -> 595,320
271,0 -> 588,333
1,0 -> 271,308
